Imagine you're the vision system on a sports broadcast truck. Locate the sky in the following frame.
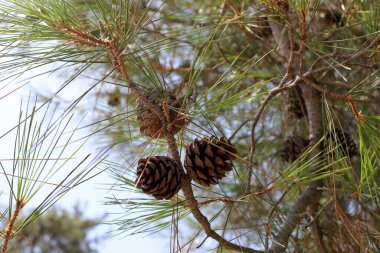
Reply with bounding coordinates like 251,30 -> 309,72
0,66 -> 170,253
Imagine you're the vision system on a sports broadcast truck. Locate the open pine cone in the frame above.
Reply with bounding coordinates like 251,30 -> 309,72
136,89 -> 187,138
184,136 -> 237,187
135,156 -> 183,200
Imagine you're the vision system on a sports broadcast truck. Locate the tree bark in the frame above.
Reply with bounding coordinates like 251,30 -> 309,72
268,19 -> 324,252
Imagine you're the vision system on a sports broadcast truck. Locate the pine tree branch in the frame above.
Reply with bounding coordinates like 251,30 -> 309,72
309,202 -> 327,253
301,77 -> 364,122
229,78 -> 299,142
267,17 -> 325,253
303,34 -> 380,79
242,25 -> 300,194
49,22 -> 254,253
180,175 -> 265,253
244,77 -> 299,194
270,187 -> 322,252
165,131 -> 265,253
51,19 -> 264,253
1,199 -> 25,253
49,21 -> 168,128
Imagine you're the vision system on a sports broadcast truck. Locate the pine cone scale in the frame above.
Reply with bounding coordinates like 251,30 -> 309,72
193,143 -> 201,156
215,166 -> 226,177
214,156 -> 225,167
194,168 -> 208,180
135,156 -> 183,200
136,89 -> 188,139
194,155 -> 204,168
205,145 -> 214,157
204,156 -> 214,169
184,136 -> 237,187
185,155 -> 193,167
224,162 -> 233,171
207,167 -> 218,178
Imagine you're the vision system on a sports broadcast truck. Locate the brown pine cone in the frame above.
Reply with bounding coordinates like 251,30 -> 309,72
184,136 -> 237,187
135,156 -> 183,200
136,89 -> 187,139
280,135 -> 309,163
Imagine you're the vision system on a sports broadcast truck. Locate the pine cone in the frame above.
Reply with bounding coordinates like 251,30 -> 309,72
325,129 -> 357,158
280,135 -> 309,163
135,156 -> 183,200
286,86 -> 307,119
184,136 -> 237,187
136,89 -> 187,139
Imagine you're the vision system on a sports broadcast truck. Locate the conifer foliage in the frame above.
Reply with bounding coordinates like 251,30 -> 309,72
0,1 -> 380,253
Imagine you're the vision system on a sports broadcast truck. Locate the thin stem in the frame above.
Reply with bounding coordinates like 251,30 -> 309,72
50,22 -> 167,126
180,175 -> 264,253
240,26 -> 300,194
165,131 -> 264,253
267,14 -> 325,253
303,34 -> 380,79
244,77 -> 299,194
301,78 -> 364,121
197,197 -> 247,207
270,188 -> 322,252
309,202 -> 327,253
229,78 -> 299,141
1,199 -> 25,253
265,189 -> 289,252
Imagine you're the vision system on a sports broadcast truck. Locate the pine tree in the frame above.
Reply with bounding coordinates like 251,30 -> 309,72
1,1 -> 380,253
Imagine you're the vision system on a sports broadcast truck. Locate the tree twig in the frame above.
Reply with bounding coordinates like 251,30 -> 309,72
242,25 -> 301,194
301,77 -> 364,121
51,21 -> 168,128
180,175 -> 265,253
265,189 -> 290,252
243,77 -> 299,194
197,197 -> 236,207
303,34 -> 380,79
309,200 -> 327,253
267,13 -> 325,253
59,20 -> 265,253
165,128 -> 264,253
270,187 -> 322,252
1,199 -> 25,253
